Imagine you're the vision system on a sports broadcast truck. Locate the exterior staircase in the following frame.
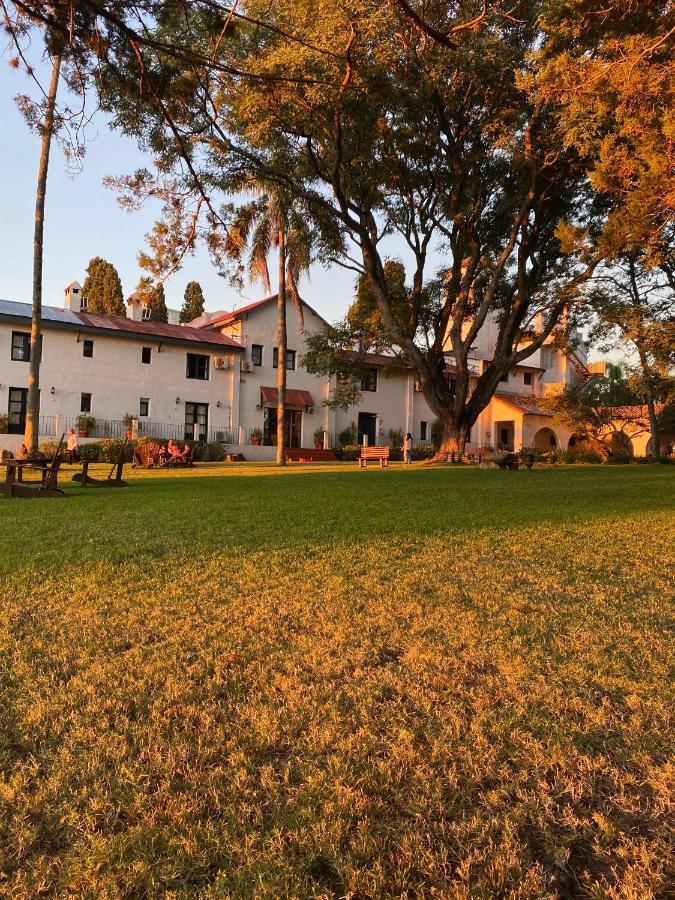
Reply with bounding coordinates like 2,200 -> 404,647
564,349 -> 606,388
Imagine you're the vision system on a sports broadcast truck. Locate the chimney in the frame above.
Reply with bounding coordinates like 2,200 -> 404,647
64,281 -> 82,312
126,292 -> 144,321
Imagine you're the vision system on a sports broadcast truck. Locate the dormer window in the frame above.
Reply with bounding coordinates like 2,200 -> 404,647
80,296 -> 89,310
142,306 -> 152,321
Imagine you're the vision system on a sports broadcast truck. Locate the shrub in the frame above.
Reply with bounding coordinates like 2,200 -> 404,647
75,413 -> 96,434
313,426 -> 325,446
559,450 -> 602,465
413,443 -> 435,460
339,423 -> 357,447
605,452 -> 632,464
334,444 -> 360,461
199,441 -> 227,462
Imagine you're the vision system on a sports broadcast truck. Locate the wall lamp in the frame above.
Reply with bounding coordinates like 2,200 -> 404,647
175,397 -> 180,405
50,386 -> 55,395
216,400 -> 221,408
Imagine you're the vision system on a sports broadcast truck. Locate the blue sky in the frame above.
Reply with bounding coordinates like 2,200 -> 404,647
0,59 -> 357,320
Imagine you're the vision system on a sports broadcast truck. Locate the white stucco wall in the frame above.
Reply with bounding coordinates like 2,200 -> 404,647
0,321 -> 237,447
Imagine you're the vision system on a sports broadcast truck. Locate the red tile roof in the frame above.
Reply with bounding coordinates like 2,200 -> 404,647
73,311 -> 243,349
192,293 -> 331,329
493,392 -> 552,416
260,386 -> 315,407
343,349 -> 407,368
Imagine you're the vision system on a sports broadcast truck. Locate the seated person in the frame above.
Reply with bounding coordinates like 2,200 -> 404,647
158,443 -> 173,464
167,439 -> 185,462
15,443 -> 29,460
182,442 -> 192,460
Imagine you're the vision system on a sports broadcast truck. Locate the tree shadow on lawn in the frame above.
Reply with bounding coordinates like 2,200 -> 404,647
0,465 -> 672,577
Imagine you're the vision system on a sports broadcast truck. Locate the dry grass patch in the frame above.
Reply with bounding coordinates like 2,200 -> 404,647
0,466 -> 673,897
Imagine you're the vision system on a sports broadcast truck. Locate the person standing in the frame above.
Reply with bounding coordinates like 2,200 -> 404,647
66,427 -> 80,464
403,432 -> 413,465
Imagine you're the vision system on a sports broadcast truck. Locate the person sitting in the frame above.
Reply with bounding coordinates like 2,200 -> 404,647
15,443 -> 29,460
158,443 -> 173,466
182,442 -> 192,461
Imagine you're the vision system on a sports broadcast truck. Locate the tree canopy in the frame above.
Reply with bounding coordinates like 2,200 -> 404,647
82,257 -> 125,316
135,277 -> 168,324
180,281 -> 205,324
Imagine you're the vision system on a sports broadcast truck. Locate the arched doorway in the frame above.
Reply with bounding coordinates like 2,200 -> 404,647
533,427 -> 558,452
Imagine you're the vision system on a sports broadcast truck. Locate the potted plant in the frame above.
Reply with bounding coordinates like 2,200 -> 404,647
313,425 -> 325,450
0,414 -> 8,434
251,427 -> 263,446
76,413 -> 96,437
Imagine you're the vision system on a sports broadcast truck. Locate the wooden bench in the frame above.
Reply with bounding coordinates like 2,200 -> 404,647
359,446 -> 390,469
72,439 -> 129,488
133,441 -> 162,468
1,437 -> 65,498
133,442 -> 196,469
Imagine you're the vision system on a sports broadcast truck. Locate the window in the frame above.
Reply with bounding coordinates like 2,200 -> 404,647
141,346 -> 152,365
11,331 -> 30,362
251,344 -> 263,366
524,371 -> 533,386
139,398 -> 149,417
186,353 -> 209,380
142,306 -> 152,321
80,296 -> 89,310
81,392 -> 92,413
273,348 -> 296,370
7,387 -> 28,434
500,372 -> 509,383
360,367 -> 378,392
420,421 -> 428,442
185,402 -> 208,441
82,339 -> 94,358
449,378 -> 457,397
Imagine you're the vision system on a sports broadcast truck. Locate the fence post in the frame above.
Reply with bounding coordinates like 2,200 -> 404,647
362,433 -> 368,447
54,415 -> 64,438
238,425 -> 245,446
323,430 -> 329,450
193,423 -> 200,441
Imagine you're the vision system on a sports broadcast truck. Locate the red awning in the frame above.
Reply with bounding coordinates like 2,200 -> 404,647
260,386 -> 314,407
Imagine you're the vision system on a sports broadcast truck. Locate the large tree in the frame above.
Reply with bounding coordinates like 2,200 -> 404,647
82,256 -> 125,315
180,281 -> 205,323
98,0 -> 613,456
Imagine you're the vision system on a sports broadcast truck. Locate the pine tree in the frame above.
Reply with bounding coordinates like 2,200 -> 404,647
180,281 -> 205,323
147,282 -> 169,323
82,257 -> 125,315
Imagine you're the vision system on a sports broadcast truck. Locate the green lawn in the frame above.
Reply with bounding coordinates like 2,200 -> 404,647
0,463 -> 673,897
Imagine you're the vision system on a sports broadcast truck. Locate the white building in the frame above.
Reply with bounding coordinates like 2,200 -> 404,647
0,286 -> 607,458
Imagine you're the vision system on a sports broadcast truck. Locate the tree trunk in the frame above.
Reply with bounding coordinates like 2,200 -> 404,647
276,223 -> 287,466
430,417 -> 471,463
25,51 -> 61,454
637,348 -> 661,460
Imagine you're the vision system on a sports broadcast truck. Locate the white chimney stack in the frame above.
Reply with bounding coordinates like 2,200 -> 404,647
64,281 -> 82,312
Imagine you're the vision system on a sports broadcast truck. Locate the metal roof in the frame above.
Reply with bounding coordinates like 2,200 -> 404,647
0,299 -> 243,351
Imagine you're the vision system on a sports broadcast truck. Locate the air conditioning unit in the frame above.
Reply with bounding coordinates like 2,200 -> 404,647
241,360 -> 252,374
414,380 -> 423,392
213,356 -> 230,370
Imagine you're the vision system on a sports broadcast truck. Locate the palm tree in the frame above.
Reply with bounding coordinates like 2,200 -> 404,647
224,189 -> 311,465
24,49 -> 62,453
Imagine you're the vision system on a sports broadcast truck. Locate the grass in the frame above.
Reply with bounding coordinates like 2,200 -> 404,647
0,462 -> 673,898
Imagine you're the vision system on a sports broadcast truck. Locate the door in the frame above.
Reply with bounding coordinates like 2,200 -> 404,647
263,408 -> 302,447
8,387 -> 28,434
358,412 -> 377,446
185,402 -> 208,441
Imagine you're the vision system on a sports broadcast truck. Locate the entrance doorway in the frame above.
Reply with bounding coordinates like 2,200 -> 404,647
263,407 -> 302,447
495,420 -> 515,451
8,387 -> 28,434
358,412 -> 377,446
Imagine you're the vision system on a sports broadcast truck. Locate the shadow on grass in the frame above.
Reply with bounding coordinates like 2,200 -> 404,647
0,465 -> 673,577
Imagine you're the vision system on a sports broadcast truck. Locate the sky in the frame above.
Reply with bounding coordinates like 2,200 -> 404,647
0,59 -> 357,321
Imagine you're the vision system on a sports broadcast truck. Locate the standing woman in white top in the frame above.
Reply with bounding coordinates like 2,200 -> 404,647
67,428 -> 80,464
403,433 -> 413,465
